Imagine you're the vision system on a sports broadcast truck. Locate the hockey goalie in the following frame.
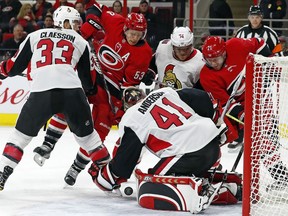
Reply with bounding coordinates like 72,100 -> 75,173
88,87 -> 242,214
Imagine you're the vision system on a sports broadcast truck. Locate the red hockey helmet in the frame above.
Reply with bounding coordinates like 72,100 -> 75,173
123,13 -> 147,39
202,36 -> 226,59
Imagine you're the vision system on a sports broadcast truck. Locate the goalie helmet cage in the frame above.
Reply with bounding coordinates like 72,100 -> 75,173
243,54 -> 288,216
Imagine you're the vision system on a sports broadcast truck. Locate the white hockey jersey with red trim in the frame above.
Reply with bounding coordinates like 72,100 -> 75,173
118,87 -> 223,158
7,28 -> 93,92
155,39 -> 205,89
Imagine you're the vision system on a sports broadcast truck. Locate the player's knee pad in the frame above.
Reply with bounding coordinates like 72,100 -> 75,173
74,130 -> 102,153
7,129 -> 33,149
2,129 -> 33,166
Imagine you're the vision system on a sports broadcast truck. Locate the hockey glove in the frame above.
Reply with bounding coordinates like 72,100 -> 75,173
80,14 -> 103,40
85,86 -> 98,96
89,162 -> 124,192
141,69 -> 156,86
0,61 -> 8,80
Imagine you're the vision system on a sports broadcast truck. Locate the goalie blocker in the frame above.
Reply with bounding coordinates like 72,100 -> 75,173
135,169 -> 242,214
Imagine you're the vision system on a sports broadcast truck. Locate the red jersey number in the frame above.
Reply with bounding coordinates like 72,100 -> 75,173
36,38 -> 74,68
150,97 -> 192,129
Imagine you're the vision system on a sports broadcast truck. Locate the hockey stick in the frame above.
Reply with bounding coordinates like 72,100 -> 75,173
217,70 -> 245,126
231,144 -> 244,172
226,113 -> 244,125
88,41 -> 116,114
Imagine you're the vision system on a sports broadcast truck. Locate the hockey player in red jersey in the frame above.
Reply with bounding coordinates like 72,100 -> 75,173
0,6 -> 110,191
200,36 -> 272,151
88,87 -> 242,213
32,2 -> 153,186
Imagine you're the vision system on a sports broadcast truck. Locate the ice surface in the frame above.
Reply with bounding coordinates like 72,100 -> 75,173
0,127 -> 242,216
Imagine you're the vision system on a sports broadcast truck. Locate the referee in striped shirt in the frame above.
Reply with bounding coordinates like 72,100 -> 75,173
235,5 -> 283,56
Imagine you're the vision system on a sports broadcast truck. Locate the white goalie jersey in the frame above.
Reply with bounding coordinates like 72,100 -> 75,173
154,39 -> 205,89
118,88 -> 223,158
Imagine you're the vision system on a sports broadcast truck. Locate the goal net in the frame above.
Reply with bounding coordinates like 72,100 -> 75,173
243,54 -> 288,216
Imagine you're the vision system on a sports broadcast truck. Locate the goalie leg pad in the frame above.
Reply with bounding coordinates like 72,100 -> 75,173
136,169 -> 221,214
138,182 -> 190,212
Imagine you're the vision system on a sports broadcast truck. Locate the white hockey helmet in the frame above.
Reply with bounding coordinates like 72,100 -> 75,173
53,6 -> 81,29
170,26 -> 194,47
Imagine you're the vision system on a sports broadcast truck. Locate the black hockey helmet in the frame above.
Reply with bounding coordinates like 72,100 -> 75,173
248,5 -> 263,16
122,87 -> 146,111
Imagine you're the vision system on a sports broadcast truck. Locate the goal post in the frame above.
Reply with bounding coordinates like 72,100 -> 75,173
243,54 -> 288,216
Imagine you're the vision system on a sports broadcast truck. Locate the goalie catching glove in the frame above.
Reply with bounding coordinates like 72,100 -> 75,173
88,162 -> 127,192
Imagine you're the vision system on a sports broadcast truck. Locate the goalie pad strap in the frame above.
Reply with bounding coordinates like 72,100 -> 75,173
204,170 -> 242,185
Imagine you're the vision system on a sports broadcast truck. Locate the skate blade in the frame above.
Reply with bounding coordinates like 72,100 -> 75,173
63,183 -> 74,189
227,144 -> 243,153
33,153 -> 46,167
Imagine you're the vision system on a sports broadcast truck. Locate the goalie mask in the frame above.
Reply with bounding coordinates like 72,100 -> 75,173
122,87 -> 146,111
53,6 -> 81,29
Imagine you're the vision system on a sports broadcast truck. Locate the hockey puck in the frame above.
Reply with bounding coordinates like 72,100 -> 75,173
124,186 -> 133,196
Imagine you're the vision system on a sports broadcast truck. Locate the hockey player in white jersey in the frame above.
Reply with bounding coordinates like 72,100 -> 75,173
150,26 -> 205,89
0,6 -> 110,190
88,87 -> 242,213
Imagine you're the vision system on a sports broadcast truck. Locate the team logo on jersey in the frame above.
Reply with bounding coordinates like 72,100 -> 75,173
162,64 -> 182,89
97,44 -> 125,71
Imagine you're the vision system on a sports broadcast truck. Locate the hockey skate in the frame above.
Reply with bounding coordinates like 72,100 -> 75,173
0,166 -> 13,191
227,141 -> 243,153
266,161 -> 288,192
64,164 -> 82,186
192,181 -> 222,213
33,144 -> 53,166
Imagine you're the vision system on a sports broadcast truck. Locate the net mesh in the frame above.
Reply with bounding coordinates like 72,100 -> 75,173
249,55 -> 288,216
